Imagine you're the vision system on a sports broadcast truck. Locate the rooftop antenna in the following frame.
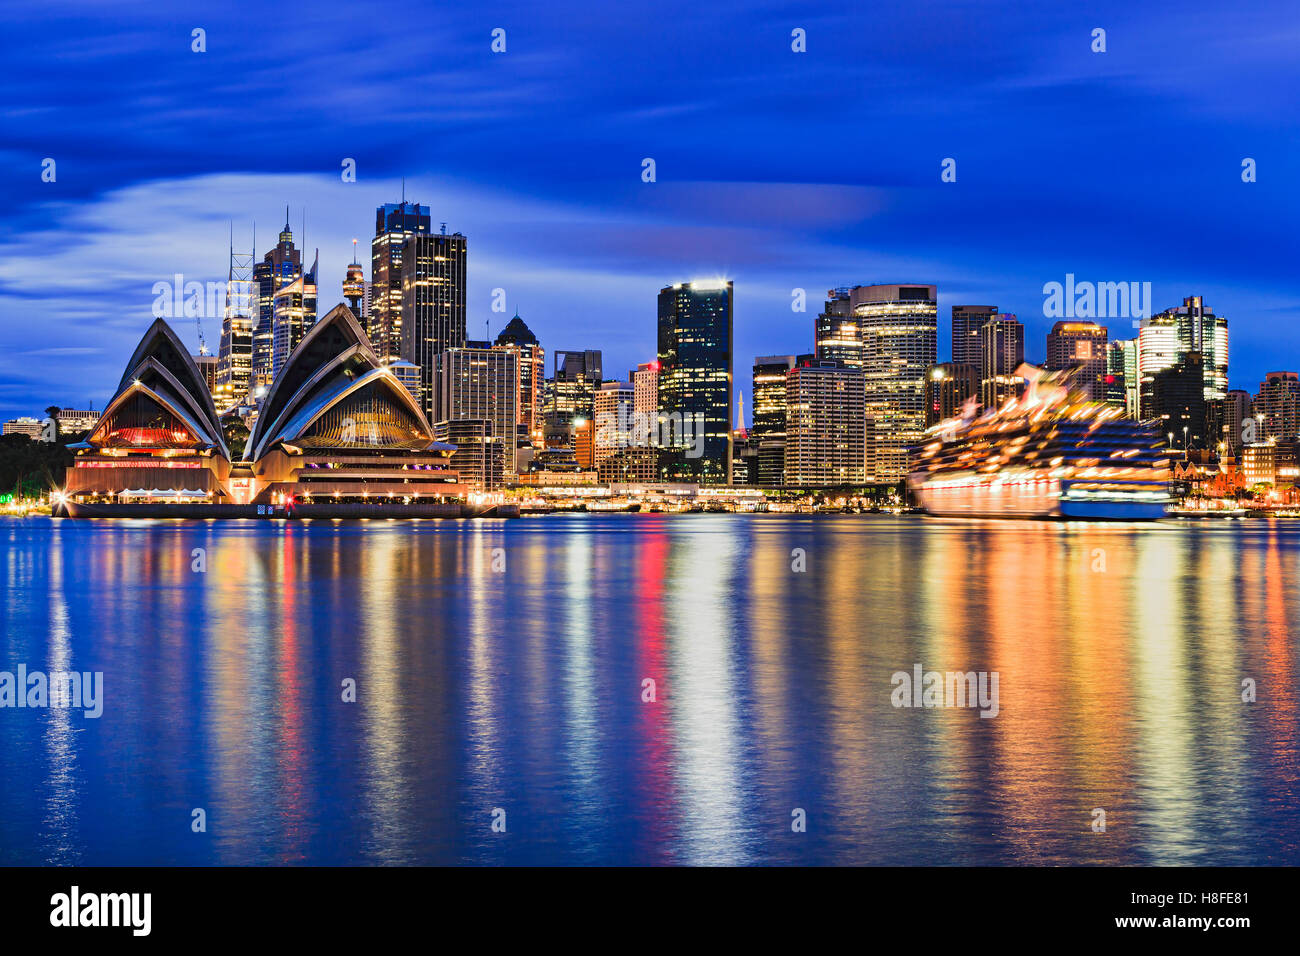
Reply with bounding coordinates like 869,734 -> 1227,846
351,238 -> 359,264
401,177 -> 406,203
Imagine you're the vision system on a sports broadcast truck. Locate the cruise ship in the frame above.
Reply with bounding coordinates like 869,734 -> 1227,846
907,364 -> 1172,520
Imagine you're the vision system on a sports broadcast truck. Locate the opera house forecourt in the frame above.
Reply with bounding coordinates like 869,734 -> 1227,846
55,305 -> 511,518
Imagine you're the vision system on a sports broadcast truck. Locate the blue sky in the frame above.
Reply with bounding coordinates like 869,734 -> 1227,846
1,0 -> 1297,422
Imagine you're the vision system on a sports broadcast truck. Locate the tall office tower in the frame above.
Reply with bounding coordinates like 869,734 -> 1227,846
1223,389 -> 1252,454
193,354 -> 219,395
1107,339 -> 1139,417
924,363 -> 979,426
658,280 -> 734,483
216,234 -> 255,412
632,361 -> 659,419
593,380 -> 635,468
370,201 -> 431,361
1253,371 -> 1300,443
1151,352 -> 1208,449
434,341 -> 519,476
550,350 -> 603,428
1141,296 -> 1229,410
978,314 -> 1025,410
854,284 -> 937,482
751,355 -> 798,485
1137,311 -> 1180,418
343,239 -> 367,327
270,252 -> 318,380
251,214 -> 303,396
495,313 -> 545,447
951,305 -> 998,368
783,358 -> 867,486
814,288 -> 862,366
400,225 -> 468,422
1046,321 -> 1108,400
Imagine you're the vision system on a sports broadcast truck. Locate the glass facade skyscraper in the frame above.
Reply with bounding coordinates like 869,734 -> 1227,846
657,280 -> 733,483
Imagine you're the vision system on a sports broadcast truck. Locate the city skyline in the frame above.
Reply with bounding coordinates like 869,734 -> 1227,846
3,1 -> 1297,422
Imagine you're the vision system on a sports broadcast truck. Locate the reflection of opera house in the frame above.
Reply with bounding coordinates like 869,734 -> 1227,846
63,305 -> 469,511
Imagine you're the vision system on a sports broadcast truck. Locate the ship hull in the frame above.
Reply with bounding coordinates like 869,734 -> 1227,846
912,479 -> 1168,521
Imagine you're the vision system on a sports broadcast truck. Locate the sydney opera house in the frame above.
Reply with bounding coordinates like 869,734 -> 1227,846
59,305 -> 475,515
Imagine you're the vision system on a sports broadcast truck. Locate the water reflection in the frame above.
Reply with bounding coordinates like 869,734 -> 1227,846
1,514 -> 1298,865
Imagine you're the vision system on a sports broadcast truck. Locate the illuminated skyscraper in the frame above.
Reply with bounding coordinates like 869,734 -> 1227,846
951,305 -> 998,368
924,363 -> 978,426
814,288 -> 861,366
632,361 -> 659,420
399,224 -> 467,422
658,280 -> 733,483
216,231 -> 255,411
855,283 -> 937,481
978,313 -> 1024,410
1140,296 -> 1229,418
549,350 -> 603,429
1107,338 -> 1138,418
434,341 -> 518,477
784,358 -> 866,486
251,214 -> 303,397
593,380 -> 635,469
343,239 -> 367,325
751,354 -> 798,485
1046,321 -> 1108,400
495,313 -> 545,447
270,252 -> 318,380
1254,371 -> 1300,443
371,201 -> 432,362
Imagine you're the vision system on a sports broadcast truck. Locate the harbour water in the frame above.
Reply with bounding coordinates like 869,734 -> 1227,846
1,514 -> 1297,865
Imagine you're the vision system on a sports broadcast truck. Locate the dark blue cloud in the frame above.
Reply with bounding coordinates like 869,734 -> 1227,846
1,0 -> 1297,419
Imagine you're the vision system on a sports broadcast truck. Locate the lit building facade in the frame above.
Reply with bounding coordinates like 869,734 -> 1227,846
63,320 -> 232,503
814,288 -> 861,367
657,281 -> 733,483
593,380 -> 635,469
1046,321 -> 1108,400
270,255 -> 318,381
1107,339 -> 1138,418
855,284 -> 937,482
924,363 -> 978,427
495,313 -> 545,447
244,304 -> 462,504
434,341 -> 518,477
370,201 -> 431,362
550,350 -> 602,429
251,217 -> 303,397
1254,371 -> 1300,443
978,313 -> 1024,411
951,305 -> 998,368
400,226 -> 468,423
751,354 -> 798,485
784,359 -> 867,486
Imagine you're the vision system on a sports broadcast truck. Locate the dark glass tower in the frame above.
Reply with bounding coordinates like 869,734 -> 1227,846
657,281 -> 733,483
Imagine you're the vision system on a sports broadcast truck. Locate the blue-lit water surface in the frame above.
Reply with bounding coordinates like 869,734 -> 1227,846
2,513 -> 1298,865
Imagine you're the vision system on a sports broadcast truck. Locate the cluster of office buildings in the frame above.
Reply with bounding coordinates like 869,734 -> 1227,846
13,196 -> 1300,502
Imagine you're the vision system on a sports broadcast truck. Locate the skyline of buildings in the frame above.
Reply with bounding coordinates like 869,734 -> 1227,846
12,196 -> 1300,496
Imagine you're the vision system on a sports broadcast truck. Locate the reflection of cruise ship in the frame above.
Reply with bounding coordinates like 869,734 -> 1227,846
907,364 -> 1172,520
